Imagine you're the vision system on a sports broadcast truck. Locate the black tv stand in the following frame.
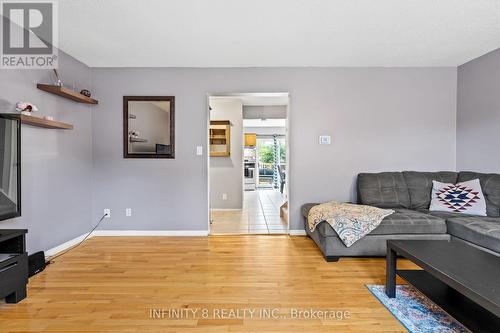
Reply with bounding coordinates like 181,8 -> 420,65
0,229 -> 28,303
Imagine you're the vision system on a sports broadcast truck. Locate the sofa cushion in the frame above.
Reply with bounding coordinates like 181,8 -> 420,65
446,216 -> 500,253
429,179 -> 487,216
370,209 -> 447,235
357,172 -> 411,208
417,209 -> 482,220
458,172 -> 500,217
301,203 -> 320,218
403,171 -> 458,209
303,206 -> 446,237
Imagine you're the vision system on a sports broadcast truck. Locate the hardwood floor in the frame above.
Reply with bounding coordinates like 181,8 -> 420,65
0,236 -> 416,332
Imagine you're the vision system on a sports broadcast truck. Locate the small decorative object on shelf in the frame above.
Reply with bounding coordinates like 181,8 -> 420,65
52,69 -> 63,87
80,89 -> 91,97
15,102 -> 39,115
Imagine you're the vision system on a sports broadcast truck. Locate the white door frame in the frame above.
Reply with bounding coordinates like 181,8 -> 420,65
206,92 -> 291,235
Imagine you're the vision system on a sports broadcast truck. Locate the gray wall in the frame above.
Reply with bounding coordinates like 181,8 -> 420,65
0,52 -> 93,252
209,98 -> 243,209
91,67 -> 457,231
457,48 -> 500,172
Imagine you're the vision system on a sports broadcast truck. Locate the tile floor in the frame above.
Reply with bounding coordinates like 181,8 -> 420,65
210,189 -> 288,234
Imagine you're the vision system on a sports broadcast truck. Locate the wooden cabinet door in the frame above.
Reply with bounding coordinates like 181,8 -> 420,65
210,121 -> 231,157
245,133 -> 256,147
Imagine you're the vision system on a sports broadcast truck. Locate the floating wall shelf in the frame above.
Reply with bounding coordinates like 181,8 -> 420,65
129,137 -> 148,143
20,114 -> 73,130
37,84 -> 99,105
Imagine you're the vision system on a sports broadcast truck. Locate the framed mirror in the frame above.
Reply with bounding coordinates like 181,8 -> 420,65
123,96 -> 175,158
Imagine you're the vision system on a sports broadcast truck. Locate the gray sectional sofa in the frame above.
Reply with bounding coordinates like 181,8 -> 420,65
302,171 -> 500,261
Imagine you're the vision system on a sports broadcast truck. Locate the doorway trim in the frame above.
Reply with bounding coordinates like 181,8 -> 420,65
206,92 -> 290,235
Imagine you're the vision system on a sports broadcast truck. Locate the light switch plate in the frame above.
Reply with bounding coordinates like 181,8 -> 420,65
126,208 -> 132,217
196,146 -> 203,155
319,135 -> 331,145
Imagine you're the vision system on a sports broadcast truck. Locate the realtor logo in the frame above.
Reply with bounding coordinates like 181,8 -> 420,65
1,0 -> 58,69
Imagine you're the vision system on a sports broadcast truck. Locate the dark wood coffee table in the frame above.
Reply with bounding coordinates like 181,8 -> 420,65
386,240 -> 500,332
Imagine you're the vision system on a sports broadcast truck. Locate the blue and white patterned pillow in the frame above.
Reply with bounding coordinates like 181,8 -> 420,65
429,179 -> 486,216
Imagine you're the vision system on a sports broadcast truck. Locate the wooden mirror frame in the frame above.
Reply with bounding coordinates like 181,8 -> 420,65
123,96 -> 175,159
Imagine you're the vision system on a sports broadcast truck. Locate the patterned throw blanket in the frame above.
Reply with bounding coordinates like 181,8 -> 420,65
308,202 -> 394,247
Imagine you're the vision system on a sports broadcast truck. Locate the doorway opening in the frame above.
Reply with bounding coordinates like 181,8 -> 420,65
207,93 -> 289,235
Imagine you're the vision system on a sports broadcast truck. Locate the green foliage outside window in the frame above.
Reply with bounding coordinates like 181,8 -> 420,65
259,144 -> 286,164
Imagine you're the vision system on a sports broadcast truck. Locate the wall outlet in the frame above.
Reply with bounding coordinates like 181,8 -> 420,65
196,146 -> 203,156
126,208 -> 132,217
222,193 -> 228,200
104,209 -> 111,218
319,135 -> 331,145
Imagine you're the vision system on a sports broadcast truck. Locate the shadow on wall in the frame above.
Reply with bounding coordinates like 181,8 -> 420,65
349,175 -> 358,203
0,100 -> 13,113
210,158 -> 235,168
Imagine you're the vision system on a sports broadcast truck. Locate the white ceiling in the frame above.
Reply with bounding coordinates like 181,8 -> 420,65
243,119 -> 286,128
240,96 -> 289,106
59,0 -> 500,67
210,94 -> 289,106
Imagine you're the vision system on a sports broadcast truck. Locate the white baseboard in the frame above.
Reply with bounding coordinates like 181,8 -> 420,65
45,230 -> 209,258
45,233 -> 89,257
93,230 -> 209,237
289,229 -> 307,236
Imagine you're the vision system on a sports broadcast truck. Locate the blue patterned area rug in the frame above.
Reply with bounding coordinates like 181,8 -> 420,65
366,284 -> 470,333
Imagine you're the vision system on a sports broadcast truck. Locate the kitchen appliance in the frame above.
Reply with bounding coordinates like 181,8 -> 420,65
244,147 -> 257,191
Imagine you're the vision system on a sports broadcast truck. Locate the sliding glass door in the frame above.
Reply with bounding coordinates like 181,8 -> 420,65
256,136 -> 285,189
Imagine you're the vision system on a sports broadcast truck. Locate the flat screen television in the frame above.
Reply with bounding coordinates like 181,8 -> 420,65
0,114 -> 21,221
